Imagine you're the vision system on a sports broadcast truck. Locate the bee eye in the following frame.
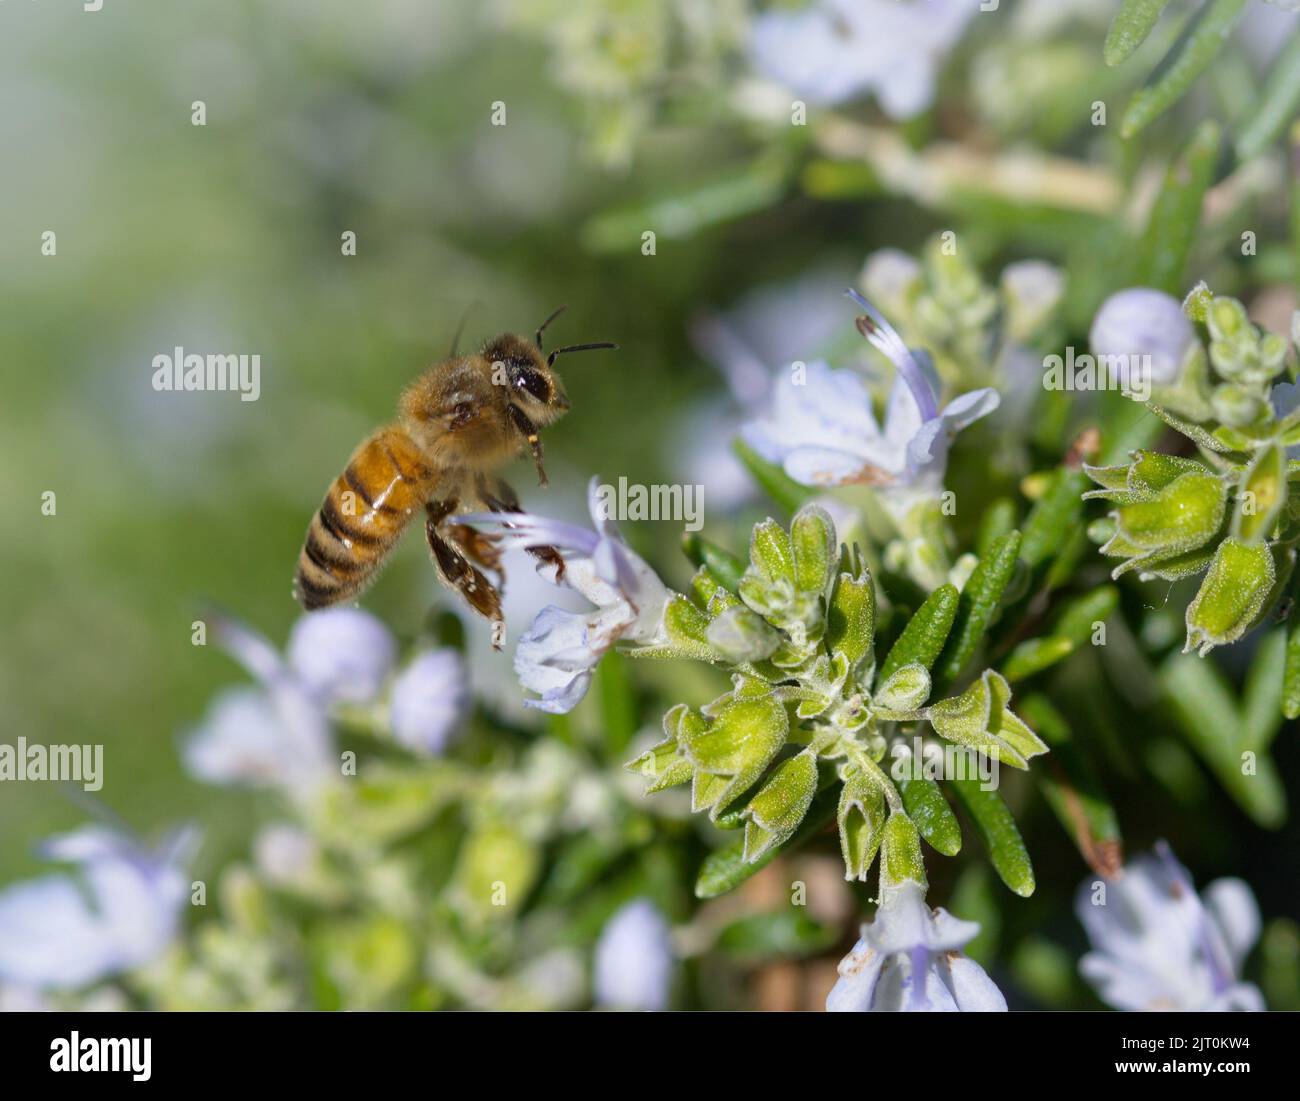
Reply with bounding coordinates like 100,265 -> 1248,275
512,364 -> 552,403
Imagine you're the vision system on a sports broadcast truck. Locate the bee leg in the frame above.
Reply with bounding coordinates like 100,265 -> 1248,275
506,404 -> 548,488
425,499 -> 504,644
475,474 -> 567,584
446,523 -> 503,574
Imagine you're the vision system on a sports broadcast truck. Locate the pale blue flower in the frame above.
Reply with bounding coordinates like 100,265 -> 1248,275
594,899 -> 673,1011
0,826 -> 194,990
684,270 -> 853,512
462,478 -> 670,714
1075,841 -> 1264,1011
184,609 -> 462,787
286,607 -> 397,705
184,615 -> 334,790
1090,288 -> 1197,387
742,291 -> 998,493
749,0 -> 974,117
827,878 -> 1006,1012
389,648 -> 469,755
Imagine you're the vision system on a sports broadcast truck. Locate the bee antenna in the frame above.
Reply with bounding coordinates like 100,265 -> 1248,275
546,342 -> 618,367
448,300 -> 480,357
535,305 -> 568,350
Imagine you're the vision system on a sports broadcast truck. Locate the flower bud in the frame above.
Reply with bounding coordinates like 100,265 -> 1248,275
874,662 -> 931,713
1090,288 -> 1196,386
1185,539 -> 1275,656
790,504 -> 837,595
706,605 -> 781,663
861,248 -> 922,319
826,560 -> 876,676
1231,443 -> 1287,544
837,765 -> 887,881
287,608 -> 396,705
880,809 -> 927,890
683,677 -> 788,817
1000,260 -> 1064,343
1210,383 -> 1266,427
928,670 -> 1046,770
1112,471 -> 1227,555
389,649 -> 468,756
741,750 -> 818,862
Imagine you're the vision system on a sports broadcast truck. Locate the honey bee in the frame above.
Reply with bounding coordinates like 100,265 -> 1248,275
293,307 -> 615,640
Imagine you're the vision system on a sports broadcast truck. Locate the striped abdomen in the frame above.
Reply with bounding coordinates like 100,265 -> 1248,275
294,426 -> 436,610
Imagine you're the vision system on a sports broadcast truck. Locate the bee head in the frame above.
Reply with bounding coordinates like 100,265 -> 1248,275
483,333 -> 570,423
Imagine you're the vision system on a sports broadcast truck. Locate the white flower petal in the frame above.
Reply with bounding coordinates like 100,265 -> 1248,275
1202,878 -> 1261,971
184,685 -> 332,790
783,446 -> 879,486
941,387 -> 1001,431
827,935 -> 886,1011
944,954 -> 1008,1011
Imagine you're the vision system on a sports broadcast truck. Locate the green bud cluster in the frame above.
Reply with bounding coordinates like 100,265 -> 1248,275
1086,443 -> 1297,656
1082,284 -> 1300,657
626,505 -> 1045,881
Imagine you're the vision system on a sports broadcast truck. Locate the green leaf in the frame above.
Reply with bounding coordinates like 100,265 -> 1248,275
935,532 -> 1022,686
948,777 -> 1036,897
1135,121 -> 1220,293
1285,598 -> 1300,721
1019,694 -> 1123,878
681,532 -> 745,591
581,162 -> 788,252
694,787 -> 837,899
898,774 -> 962,856
595,651 -> 637,758
1003,586 -> 1120,682
1120,0 -> 1248,139
1236,33 -> 1300,162
975,498 -> 1018,559
1021,471 -> 1088,568
742,750 -> 818,862
1104,0 -> 1173,67
1159,651 -> 1286,827
1002,637 -> 1075,682
713,910 -> 838,960
880,583 -> 959,681
1241,628 -> 1286,752
732,437 -> 810,514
